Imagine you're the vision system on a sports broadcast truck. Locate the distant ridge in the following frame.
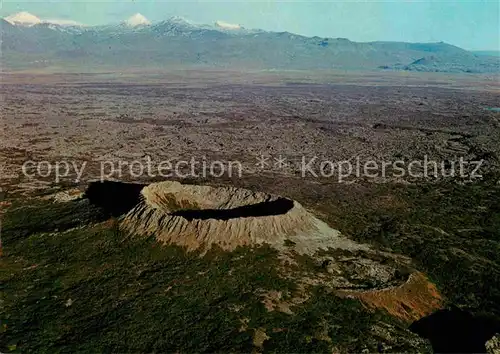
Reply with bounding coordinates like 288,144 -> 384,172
473,50 -> 500,57
1,13 -> 498,73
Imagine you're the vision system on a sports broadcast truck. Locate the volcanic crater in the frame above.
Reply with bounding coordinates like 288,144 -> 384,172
83,180 -> 442,320
110,181 -> 368,254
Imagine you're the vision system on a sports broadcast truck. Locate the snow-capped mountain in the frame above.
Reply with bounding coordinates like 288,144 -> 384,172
1,12 -> 498,73
153,16 -> 204,31
146,16 -> 228,38
4,11 -> 83,27
5,12 -> 42,26
125,13 -> 151,27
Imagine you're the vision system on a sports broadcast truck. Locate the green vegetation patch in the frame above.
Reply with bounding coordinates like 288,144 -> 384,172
0,199 -> 416,353
327,179 -> 500,318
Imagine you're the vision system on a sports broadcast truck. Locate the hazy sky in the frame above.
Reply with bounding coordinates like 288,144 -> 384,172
2,0 -> 499,50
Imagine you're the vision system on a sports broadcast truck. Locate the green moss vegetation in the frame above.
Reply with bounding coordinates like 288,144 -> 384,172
3,175 -> 498,352
332,179 -> 500,318
2,199 -> 106,242
0,199 -> 404,353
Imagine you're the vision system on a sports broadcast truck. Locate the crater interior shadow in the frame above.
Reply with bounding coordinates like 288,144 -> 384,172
171,198 -> 294,221
85,181 -> 146,217
409,308 -> 500,353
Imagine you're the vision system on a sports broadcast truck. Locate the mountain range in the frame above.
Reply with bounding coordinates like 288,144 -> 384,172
1,12 -> 499,73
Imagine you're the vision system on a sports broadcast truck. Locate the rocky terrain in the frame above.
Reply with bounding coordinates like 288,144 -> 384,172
1,70 -> 499,194
1,70 -> 500,352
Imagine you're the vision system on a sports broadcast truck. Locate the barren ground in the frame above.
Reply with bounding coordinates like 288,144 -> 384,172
1,70 -> 499,193
1,70 -> 500,352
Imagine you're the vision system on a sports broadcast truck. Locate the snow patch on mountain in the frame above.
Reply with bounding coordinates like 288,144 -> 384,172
5,12 -> 41,26
4,12 -> 84,27
167,16 -> 193,25
44,19 -> 83,26
125,13 -> 151,27
215,20 -> 242,30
